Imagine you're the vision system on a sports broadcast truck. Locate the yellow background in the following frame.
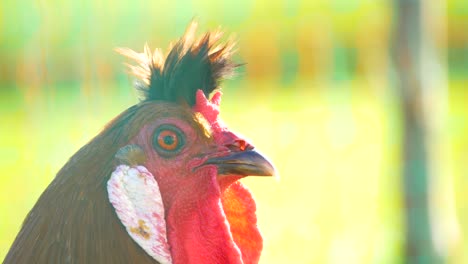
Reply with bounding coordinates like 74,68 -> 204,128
1,0 -> 467,263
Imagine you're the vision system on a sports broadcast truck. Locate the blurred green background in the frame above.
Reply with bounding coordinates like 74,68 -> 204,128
0,0 -> 467,263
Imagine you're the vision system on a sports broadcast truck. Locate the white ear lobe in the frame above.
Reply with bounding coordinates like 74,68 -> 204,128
107,165 -> 172,264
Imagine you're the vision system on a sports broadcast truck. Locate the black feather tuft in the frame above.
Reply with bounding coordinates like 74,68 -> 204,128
117,22 -> 239,106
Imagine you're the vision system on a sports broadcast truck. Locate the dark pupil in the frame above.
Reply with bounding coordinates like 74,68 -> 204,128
163,135 -> 175,145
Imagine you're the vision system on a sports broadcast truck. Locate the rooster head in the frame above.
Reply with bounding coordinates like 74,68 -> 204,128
108,22 -> 275,264
4,21 -> 274,264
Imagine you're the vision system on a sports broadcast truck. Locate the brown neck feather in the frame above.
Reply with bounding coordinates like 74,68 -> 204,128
4,105 -> 161,264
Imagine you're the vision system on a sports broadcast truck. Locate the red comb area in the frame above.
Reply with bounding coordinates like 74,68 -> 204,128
193,90 -> 223,131
193,89 -> 246,146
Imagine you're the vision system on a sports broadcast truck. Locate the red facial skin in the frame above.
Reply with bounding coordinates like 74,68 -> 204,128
127,91 -> 262,264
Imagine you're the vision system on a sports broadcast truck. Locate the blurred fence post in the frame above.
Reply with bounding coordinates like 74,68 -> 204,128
393,0 -> 446,263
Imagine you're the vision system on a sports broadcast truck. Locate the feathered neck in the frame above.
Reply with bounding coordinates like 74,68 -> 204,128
3,106 -> 162,264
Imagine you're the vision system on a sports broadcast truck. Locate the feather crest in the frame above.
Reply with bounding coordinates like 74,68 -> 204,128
116,21 -> 238,106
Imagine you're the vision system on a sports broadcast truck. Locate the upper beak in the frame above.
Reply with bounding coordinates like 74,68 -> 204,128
204,150 -> 275,177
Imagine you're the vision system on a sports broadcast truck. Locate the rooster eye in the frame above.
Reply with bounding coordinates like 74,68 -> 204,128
153,125 -> 185,156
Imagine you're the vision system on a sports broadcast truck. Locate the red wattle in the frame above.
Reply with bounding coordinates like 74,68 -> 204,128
166,169 -> 244,264
221,181 -> 263,264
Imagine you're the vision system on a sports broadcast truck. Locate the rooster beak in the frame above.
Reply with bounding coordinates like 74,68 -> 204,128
205,150 -> 275,177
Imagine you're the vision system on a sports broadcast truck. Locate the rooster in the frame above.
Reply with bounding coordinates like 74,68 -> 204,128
4,22 -> 275,264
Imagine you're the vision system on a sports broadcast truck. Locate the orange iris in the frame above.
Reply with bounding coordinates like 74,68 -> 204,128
157,130 -> 179,151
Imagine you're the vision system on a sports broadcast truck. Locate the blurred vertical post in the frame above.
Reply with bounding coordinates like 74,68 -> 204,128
393,0 -> 449,263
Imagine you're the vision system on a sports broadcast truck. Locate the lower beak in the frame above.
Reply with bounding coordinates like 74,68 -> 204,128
204,150 -> 275,177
